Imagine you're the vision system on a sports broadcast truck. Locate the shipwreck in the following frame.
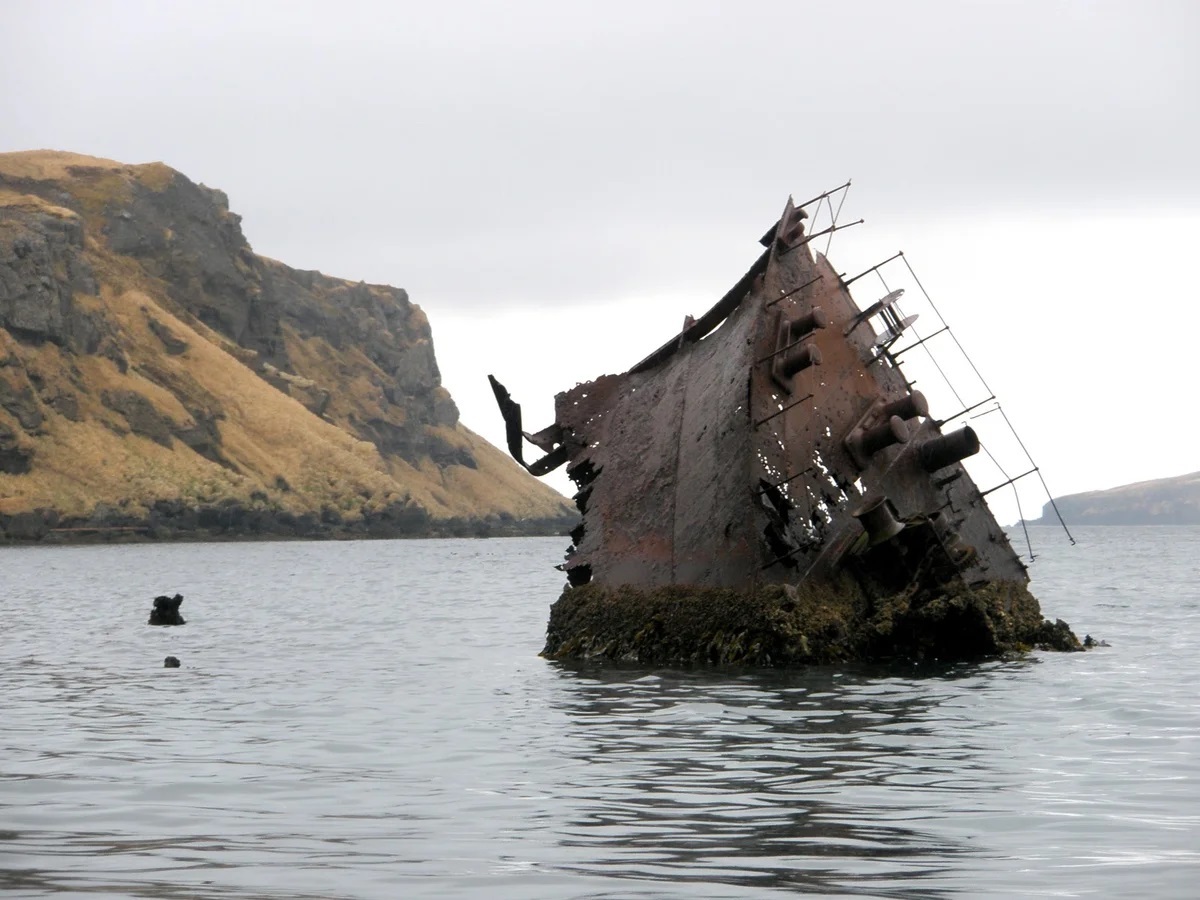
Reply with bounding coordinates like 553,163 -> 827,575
491,187 -> 1080,666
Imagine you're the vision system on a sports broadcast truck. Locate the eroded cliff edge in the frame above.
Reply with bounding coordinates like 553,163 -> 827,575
0,151 -> 576,541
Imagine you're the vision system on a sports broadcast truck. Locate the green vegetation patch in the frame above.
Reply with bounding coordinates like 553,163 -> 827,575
544,577 -> 1081,667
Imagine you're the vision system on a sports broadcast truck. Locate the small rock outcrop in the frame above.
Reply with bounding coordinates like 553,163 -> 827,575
148,593 -> 186,626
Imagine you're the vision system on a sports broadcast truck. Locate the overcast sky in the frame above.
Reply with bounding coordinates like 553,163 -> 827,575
4,0 -> 1198,530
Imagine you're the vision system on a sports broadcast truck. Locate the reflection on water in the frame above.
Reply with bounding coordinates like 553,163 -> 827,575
547,662 -> 1026,898
1,529 -> 1199,898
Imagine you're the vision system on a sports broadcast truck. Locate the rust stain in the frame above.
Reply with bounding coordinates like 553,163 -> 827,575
489,192 -> 1076,663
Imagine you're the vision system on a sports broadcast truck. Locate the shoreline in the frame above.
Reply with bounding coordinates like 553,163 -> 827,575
0,507 -> 579,545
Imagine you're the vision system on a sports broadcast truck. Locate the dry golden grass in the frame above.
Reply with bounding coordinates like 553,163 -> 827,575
0,150 -> 131,181
1,291 -> 405,517
135,162 -> 176,192
281,328 -> 408,428
441,427 -> 575,517
0,150 -> 574,526
0,189 -> 78,218
0,150 -> 178,221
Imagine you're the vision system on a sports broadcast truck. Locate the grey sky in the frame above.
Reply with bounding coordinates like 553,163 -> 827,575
5,1 -> 1196,305
4,0 -> 1199,519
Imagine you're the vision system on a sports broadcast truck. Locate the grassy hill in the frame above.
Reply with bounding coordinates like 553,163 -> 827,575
1028,470 -> 1200,525
0,151 -> 575,541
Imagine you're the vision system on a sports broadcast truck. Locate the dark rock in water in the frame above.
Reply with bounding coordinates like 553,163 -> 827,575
148,593 -> 186,626
163,656 -> 181,668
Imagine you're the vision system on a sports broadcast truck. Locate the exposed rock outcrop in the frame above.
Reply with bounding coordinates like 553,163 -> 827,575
149,593 -> 186,626
0,151 -> 575,541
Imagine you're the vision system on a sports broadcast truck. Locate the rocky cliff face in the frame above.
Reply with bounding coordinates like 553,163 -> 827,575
0,150 -> 575,540
1031,471 -> 1200,525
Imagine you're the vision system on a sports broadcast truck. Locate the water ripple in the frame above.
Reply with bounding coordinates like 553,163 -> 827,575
2,529 -> 1199,898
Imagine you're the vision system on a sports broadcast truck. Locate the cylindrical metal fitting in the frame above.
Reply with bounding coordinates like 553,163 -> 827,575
781,343 -> 822,378
781,212 -> 806,244
789,307 -> 829,339
930,512 -> 974,563
881,390 -> 928,421
859,415 -> 909,456
852,496 -> 905,545
918,426 -> 980,472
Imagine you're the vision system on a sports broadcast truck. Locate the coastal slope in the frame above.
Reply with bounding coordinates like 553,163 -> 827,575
0,150 -> 575,540
1029,470 -> 1200,525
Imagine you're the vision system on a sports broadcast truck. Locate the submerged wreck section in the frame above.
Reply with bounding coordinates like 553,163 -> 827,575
491,193 -> 1080,665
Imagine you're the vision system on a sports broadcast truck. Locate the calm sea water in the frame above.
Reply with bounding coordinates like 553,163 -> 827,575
1,526 -> 1197,899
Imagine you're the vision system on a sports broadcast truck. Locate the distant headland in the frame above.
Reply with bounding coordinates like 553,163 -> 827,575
1025,470 -> 1200,525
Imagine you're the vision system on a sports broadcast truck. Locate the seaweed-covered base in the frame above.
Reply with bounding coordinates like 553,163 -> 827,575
543,578 -> 1081,666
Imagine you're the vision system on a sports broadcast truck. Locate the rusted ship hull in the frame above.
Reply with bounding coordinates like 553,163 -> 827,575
492,196 -> 1080,665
